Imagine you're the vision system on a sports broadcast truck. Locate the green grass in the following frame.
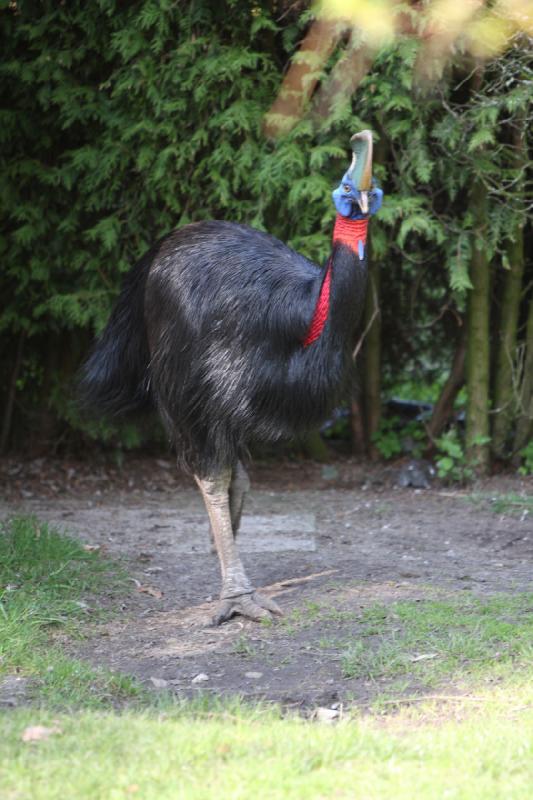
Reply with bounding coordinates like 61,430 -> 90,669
2,688 -> 533,799
0,516 -> 142,708
2,516 -> 533,798
341,593 -> 533,688
466,492 -> 533,516
278,599 -> 360,635
489,493 -> 533,516
232,635 -> 258,658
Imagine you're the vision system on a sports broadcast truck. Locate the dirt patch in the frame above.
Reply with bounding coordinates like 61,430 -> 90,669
0,675 -> 32,709
1,456 -> 531,708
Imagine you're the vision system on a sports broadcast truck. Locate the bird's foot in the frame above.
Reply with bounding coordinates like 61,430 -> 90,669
212,591 -> 283,626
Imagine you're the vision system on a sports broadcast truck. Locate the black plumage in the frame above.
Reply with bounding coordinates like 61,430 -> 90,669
80,133 -> 377,623
80,220 -> 367,476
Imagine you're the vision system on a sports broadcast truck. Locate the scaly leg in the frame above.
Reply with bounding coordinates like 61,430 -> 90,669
229,460 -> 250,538
207,460 -> 250,549
195,469 -> 282,625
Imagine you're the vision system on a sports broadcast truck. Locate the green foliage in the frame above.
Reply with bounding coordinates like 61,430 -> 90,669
387,378 -> 447,405
518,441 -> 533,477
1,1 -> 343,446
372,417 -> 404,459
0,2 -> 531,453
434,428 -> 491,483
434,429 -> 469,483
372,416 -> 425,460
321,413 -> 350,441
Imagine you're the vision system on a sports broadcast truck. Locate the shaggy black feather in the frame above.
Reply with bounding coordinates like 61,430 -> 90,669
79,220 -> 367,475
78,247 -> 154,417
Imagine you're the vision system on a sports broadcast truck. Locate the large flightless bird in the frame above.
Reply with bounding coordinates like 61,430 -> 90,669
79,131 -> 383,624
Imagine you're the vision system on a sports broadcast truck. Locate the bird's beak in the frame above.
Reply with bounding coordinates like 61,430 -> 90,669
348,130 -> 373,214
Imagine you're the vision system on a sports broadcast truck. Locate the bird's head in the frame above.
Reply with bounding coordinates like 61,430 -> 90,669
332,130 -> 383,220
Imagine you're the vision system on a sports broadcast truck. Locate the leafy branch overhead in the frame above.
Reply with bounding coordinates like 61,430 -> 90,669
0,1 -> 531,470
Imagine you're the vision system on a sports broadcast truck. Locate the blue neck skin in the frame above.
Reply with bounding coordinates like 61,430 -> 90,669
332,171 -> 383,220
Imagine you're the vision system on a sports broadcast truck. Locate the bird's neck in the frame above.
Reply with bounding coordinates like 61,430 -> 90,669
332,214 -> 369,259
303,215 -> 369,348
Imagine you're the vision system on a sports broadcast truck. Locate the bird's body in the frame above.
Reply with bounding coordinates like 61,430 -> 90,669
146,220 -> 367,474
80,132 -> 383,623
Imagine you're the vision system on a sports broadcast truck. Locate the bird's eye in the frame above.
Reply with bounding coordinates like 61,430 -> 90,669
343,184 -> 351,193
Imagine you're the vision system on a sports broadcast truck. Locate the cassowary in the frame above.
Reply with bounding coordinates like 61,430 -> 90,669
79,131 -> 383,624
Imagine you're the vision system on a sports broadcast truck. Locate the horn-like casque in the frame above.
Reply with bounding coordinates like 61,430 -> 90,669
348,130 -> 373,213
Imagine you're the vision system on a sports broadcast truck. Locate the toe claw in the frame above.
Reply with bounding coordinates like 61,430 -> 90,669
211,591 -> 283,625
240,595 -> 271,622
211,599 -> 234,626
255,592 -> 283,617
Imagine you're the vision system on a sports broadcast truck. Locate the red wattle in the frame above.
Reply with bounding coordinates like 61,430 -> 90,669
333,214 -> 368,251
303,259 -> 332,347
302,215 -> 369,348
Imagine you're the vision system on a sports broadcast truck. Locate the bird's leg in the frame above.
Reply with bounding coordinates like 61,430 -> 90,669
207,459 -> 249,551
195,469 -> 282,625
229,460 -> 250,538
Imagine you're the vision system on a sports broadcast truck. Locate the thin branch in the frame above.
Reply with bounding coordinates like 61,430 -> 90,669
353,281 -> 379,361
0,331 -> 25,454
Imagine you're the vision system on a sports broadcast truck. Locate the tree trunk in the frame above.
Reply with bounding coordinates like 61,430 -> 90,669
350,395 -> 367,456
512,292 -> 533,458
426,326 -> 466,446
311,32 -> 372,124
465,179 -> 491,474
491,226 -> 525,457
363,259 -> 382,461
492,114 -> 527,459
0,332 -> 24,454
301,428 -> 331,462
263,18 -> 343,138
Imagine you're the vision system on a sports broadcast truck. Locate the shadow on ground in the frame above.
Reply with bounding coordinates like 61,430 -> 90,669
1,457 -> 531,708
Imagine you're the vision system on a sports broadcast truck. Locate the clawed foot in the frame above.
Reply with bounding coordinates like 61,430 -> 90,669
212,591 -> 283,626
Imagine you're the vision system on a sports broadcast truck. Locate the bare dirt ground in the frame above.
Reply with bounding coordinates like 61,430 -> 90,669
1,456 -> 532,709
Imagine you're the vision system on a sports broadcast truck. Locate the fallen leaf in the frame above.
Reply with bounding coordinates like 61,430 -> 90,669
149,677 -> 168,689
191,673 -> 209,683
313,707 -> 339,723
408,653 -> 438,662
21,725 -> 62,742
137,585 -> 163,599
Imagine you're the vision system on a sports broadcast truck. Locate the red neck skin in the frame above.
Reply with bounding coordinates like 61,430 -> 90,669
302,215 -> 369,348
332,214 -> 369,251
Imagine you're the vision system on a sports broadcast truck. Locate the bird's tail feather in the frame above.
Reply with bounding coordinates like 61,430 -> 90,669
78,252 -> 153,418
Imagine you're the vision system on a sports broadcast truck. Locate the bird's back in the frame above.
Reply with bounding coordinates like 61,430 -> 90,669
144,220 -> 348,474
148,221 -> 320,344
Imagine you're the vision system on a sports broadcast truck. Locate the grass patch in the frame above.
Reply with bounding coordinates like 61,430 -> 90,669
0,515 -> 142,708
488,493 -> 533,516
1,688 -> 533,799
342,593 -> 533,688
232,636 -> 258,658
279,600 -> 357,634
467,492 -> 533,516
1,518 -> 533,797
